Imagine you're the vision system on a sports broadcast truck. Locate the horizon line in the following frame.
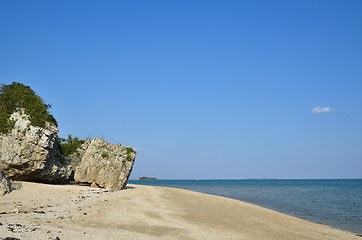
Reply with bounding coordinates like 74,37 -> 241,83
130,178 -> 362,180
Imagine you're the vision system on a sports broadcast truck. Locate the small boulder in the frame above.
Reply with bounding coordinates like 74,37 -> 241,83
0,169 -> 22,196
0,169 -> 12,196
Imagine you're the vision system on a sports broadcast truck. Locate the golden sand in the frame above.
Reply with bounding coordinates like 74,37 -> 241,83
0,182 -> 359,240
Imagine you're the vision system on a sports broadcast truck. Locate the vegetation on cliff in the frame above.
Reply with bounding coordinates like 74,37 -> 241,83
126,147 -> 136,161
0,82 -> 57,134
0,82 -> 136,186
57,135 -> 85,158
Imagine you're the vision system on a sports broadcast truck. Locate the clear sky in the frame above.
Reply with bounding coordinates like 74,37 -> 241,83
1,0 -> 361,179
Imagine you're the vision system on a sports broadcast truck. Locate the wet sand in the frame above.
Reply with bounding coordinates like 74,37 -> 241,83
0,182 -> 359,240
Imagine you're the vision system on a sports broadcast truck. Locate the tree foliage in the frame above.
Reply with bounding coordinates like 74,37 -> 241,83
0,82 -> 57,134
57,135 -> 85,158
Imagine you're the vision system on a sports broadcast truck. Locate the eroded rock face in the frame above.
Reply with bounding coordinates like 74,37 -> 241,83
0,110 -> 72,184
73,138 -> 136,190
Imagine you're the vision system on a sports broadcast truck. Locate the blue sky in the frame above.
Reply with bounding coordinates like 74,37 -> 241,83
1,0 -> 361,179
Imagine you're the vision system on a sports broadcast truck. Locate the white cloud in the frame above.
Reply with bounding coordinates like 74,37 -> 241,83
129,147 -> 152,155
133,147 -> 143,152
312,106 -> 335,113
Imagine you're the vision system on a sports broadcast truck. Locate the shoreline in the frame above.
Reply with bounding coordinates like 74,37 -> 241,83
130,178 -> 362,235
0,182 -> 360,240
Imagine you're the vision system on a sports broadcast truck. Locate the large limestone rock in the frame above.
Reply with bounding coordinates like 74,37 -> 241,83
0,169 -> 22,196
73,138 -> 136,190
0,110 -> 72,183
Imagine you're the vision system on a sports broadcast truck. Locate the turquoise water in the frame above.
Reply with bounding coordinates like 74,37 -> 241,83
129,179 -> 362,234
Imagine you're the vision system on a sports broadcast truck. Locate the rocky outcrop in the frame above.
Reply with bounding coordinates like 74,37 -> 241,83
0,169 -> 13,196
0,169 -> 22,196
72,138 -> 136,190
0,110 -> 72,184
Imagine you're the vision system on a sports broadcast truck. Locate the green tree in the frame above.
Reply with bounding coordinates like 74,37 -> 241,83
57,135 -> 85,158
0,82 -> 57,133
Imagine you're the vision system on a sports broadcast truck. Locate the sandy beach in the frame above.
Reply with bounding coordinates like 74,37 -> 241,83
0,182 -> 359,240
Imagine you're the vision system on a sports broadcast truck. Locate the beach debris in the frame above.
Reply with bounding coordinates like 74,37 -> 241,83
33,210 -> 46,214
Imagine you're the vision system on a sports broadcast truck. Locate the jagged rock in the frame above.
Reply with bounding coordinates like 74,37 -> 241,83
0,110 -> 72,184
0,169 -> 13,196
73,138 -> 136,190
0,169 -> 22,196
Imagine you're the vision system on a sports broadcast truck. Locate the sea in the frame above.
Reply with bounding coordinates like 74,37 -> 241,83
129,179 -> 362,235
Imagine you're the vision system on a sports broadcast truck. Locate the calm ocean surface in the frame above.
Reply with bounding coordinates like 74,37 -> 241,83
129,179 -> 362,234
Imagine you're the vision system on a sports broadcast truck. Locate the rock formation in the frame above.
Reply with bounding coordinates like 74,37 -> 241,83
0,109 -> 135,188
0,169 -> 13,195
0,169 -> 22,196
0,82 -> 136,188
72,138 -> 136,190
0,109 -> 72,184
